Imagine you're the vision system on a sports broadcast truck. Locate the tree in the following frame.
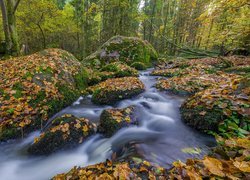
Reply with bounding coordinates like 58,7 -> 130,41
0,0 -> 20,55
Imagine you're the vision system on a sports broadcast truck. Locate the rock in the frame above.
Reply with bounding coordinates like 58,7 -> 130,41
180,76 -> 250,132
98,106 -> 137,137
90,77 -> 145,105
130,62 -> 147,70
0,49 -> 89,141
83,36 -> 158,68
100,62 -> 139,78
181,106 -> 224,132
28,114 -> 95,155
53,159 -> 167,179
86,62 -> 139,86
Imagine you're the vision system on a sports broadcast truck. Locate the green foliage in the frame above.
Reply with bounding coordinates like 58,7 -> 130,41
218,113 -> 250,138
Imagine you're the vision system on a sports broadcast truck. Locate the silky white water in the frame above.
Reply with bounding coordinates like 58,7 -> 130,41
0,69 -> 215,180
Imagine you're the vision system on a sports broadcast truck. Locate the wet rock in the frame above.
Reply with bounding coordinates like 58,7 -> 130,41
181,106 -> 224,132
90,77 -> 145,105
0,49 -> 89,141
98,106 -> 137,137
83,36 -> 158,68
28,114 -> 95,155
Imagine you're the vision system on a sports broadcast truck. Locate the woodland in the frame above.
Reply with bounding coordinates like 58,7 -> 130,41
0,0 -> 249,179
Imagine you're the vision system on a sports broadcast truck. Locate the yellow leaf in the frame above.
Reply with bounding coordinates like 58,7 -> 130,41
233,161 -> 250,172
203,157 -> 225,177
83,125 -> 88,132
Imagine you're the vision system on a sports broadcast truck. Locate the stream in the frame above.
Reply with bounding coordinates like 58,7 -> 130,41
0,69 -> 215,180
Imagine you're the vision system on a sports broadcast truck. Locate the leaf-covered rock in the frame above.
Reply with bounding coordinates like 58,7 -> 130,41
53,158 -> 167,180
98,106 -> 137,137
0,49 -> 89,141
83,36 -> 158,68
169,136 -> 250,179
28,114 -> 96,155
86,62 -> 139,86
181,76 -> 250,135
90,77 -> 145,105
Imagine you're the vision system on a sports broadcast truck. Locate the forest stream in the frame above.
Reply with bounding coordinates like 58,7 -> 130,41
0,69 -> 215,180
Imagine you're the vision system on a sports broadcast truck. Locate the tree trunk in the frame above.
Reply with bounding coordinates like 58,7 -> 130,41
6,0 -> 19,55
148,0 -> 156,43
37,24 -> 46,49
0,0 -> 12,54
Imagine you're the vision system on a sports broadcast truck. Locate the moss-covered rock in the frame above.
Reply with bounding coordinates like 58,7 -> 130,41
0,49 -> 89,141
155,66 -> 238,95
98,106 -> 137,137
100,62 -> 139,78
180,77 -> 250,134
86,62 -> 138,86
90,77 -> 145,105
28,114 -> 95,155
130,62 -> 147,70
83,36 -> 158,68
151,68 -> 182,77
181,106 -> 224,132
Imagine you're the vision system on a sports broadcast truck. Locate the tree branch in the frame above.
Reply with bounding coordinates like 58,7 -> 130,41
13,0 -> 21,14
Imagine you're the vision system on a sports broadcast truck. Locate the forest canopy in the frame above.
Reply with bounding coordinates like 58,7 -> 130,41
0,0 -> 249,58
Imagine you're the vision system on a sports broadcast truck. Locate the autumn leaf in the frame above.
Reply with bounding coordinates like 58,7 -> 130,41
203,157 -> 225,177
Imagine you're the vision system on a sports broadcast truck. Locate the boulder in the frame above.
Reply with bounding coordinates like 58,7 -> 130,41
181,77 -> 250,133
86,62 -> 138,86
0,49 -> 89,141
130,62 -> 147,70
83,36 -> 158,68
28,114 -> 95,155
98,106 -> 137,137
90,77 -> 145,105
100,62 -> 139,78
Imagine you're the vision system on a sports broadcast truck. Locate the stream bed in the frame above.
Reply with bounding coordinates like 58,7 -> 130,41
0,69 -> 215,180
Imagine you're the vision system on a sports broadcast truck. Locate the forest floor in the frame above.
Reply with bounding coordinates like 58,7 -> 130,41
0,45 -> 249,179
54,56 -> 250,179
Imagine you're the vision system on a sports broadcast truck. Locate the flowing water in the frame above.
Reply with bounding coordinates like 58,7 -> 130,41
0,69 -> 215,180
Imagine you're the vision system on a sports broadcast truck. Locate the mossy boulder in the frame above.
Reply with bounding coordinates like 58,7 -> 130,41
130,62 -> 147,70
100,62 -> 139,78
90,77 -> 145,105
180,76 -> 250,134
181,106 -> 224,132
0,49 -> 89,141
28,114 -> 95,155
98,106 -> 137,137
83,36 -> 158,68
86,62 -> 138,86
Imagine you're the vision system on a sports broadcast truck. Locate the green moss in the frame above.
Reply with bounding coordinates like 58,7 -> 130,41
130,62 -> 147,70
74,68 -> 89,90
28,115 -> 95,155
29,90 -> 46,107
100,62 -> 138,78
181,106 -> 224,132
92,88 -> 144,105
84,36 -> 158,68
225,66 -> 250,74
0,123 -> 20,141
99,111 -> 120,137
22,71 -> 33,80
98,107 -> 136,137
